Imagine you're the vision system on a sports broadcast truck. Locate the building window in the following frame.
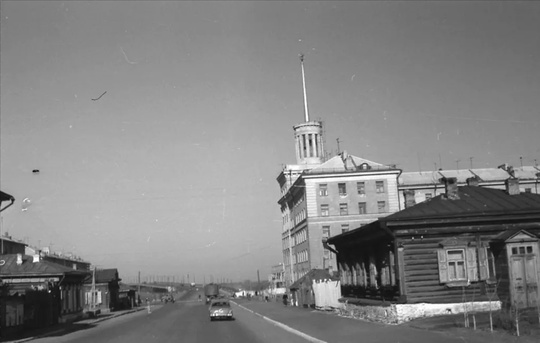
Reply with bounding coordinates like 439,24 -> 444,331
437,247 -> 493,286
338,183 -> 347,196
377,201 -> 386,213
446,250 -> 466,281
322,226 -> 330,239
358,202 -> 367,214
376,181 -> 385,193
320,204 -> 329,217
341,224 -> 349,233
339,203 -> 348,216
319,184 -> 328,196
525,188 -> 531,193
425,193 -> 432,200
357,182 -> 365,195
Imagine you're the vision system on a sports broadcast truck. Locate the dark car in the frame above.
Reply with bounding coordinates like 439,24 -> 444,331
208,299 -> 233,321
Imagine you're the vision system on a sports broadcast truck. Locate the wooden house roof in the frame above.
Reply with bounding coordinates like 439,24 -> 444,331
328,186 -> 540,246
0,254 -> 89,278
384,186 -> 540,222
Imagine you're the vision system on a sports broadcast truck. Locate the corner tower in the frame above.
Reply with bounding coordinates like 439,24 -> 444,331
293,54 -> 324,168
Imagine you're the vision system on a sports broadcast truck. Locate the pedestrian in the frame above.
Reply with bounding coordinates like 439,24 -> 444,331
282,293 -> 288,306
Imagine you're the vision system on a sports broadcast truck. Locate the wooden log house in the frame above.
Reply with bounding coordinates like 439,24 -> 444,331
327,177 -> 540,312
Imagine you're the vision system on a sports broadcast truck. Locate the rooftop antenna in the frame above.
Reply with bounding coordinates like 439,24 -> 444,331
520,156 -> 523,168
336,138 -> 341,155
469,157 -> 474,169
299,54 -> 310,122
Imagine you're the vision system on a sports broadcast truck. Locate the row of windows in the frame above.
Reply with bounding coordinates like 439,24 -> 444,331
293,229 -> 307,246
283,249 -> 309,265
320,201 -> 387,216
319,181 -> 386,197
294,209 -> 306,225
293,249 -> 309,264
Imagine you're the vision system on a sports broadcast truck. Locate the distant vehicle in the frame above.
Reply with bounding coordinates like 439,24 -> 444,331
190,282 -> 196,287
204,283 -> 219,304
162,294 -> 175,303
208,299 -> 233,321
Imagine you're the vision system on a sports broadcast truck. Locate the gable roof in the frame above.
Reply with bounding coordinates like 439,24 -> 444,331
307,153 -> 394,174
0,190 -> 14,202
0,254 -> 88,277
384,186 -> 540,223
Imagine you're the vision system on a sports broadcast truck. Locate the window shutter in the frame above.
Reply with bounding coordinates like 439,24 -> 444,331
437,249 -> 449,283
478,247 -> 489,280
466,247 -> 478,282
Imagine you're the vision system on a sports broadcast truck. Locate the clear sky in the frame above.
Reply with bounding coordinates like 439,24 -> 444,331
1,1 -> 539,282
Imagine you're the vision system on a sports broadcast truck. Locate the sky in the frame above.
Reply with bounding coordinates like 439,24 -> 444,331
1,1 -> 539,282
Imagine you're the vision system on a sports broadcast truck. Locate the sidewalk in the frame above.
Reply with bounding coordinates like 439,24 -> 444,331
232,297 -> 539,343
1,306 -> 148,343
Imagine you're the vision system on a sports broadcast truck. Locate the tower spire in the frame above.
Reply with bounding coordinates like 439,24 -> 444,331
300,54 -> 309,122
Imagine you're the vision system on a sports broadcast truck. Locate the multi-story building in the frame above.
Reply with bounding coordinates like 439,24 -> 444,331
277,148 -> 401,287
398,164 -> 540,208
277,56 -> 402,287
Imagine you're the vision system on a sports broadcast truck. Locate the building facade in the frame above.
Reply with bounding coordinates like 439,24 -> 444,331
398,164 -> 540,209
277,145 -> 402,286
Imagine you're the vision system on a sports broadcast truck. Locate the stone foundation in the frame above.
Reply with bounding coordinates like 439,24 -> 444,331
336,300 -> 502,324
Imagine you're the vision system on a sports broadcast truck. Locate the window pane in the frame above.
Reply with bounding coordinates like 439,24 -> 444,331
447,250 -> 464,260
357,182 -> 365,195
322,226 -> 330,238
319,184 -> 328,196
340,203 -> 348,215
321,204 -> 329,217
376,181 -> 385,193
338,183 -> 347,196
358,202 -> 366,214
377,201 -> 386,213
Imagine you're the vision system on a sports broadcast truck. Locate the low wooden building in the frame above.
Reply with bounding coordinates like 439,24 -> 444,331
327,177 -> 540,322
83,268 -> 121,313
0,253 -> 89,336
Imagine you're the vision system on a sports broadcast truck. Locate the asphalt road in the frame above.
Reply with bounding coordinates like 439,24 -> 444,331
21,290 -> 538,343
28,292 -> 310,343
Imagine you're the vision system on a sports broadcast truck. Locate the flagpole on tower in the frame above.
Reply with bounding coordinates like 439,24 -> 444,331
300,54 -> 310,122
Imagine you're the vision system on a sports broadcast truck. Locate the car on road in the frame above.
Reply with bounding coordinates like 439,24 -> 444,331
208,299 -> 233,321
161,294 -> 175,303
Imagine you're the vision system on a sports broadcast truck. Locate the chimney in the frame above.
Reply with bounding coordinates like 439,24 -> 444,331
505,178 -> 520,195
466,176 -> 479,187
16,253 -> 23,265
33,254 -> 40,263
403,190 -> 416,208
441,177 -> 459,200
